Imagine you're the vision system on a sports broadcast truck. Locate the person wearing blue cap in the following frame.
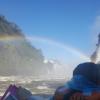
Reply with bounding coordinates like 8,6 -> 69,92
53,62 -> 100,100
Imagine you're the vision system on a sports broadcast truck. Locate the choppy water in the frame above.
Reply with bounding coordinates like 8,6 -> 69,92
0,76 -> 67,99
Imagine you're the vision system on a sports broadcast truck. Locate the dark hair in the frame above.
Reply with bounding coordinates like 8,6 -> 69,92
73,62 -> 100,85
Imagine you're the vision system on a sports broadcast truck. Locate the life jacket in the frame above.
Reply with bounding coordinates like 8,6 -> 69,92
1,85 -> 18,100
53,86 -> 100,100
1,85 -> 32,100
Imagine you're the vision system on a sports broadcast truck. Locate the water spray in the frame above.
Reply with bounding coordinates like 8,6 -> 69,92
91,33 -> 100,63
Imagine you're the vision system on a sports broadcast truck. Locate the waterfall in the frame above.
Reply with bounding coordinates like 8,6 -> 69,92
91,33 -> 100,63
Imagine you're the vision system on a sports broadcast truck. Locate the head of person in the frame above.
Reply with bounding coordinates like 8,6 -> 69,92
73,62 -> 100,85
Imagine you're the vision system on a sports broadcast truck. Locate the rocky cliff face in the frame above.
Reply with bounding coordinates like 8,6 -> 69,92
0,15 -> 23,36
0,15 -> 46,76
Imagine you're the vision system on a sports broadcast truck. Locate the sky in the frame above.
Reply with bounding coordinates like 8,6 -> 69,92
0,0 -> 100,63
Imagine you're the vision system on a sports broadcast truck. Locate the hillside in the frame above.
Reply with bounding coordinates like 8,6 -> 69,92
0,15 -> 47,76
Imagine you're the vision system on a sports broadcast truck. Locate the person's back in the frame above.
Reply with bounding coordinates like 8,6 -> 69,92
53,62 -> 100,100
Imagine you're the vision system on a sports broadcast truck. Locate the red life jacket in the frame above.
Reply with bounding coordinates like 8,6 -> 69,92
53,86 -> 100,100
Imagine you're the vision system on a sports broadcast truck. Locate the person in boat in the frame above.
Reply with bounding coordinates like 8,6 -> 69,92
53,62 -> 100,100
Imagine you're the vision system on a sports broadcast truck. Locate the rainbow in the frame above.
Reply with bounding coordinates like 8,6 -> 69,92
26,35 -> 90,62
0,35 -> 90,62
